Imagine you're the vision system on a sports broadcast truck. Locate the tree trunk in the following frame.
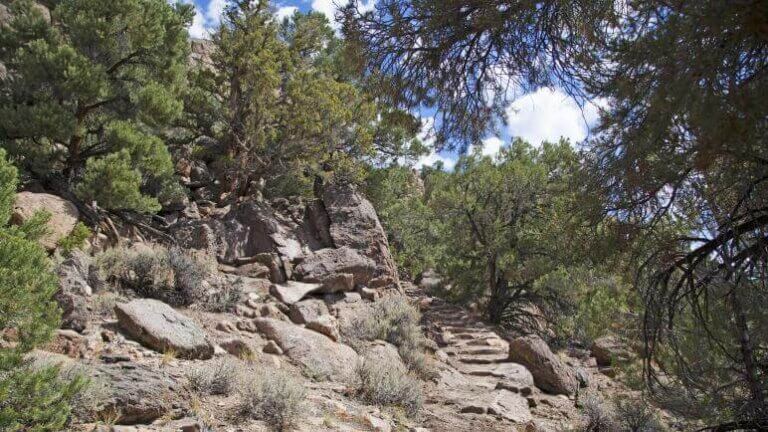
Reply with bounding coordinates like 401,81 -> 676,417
730,288 -> 765,411
486,255 -> 508,324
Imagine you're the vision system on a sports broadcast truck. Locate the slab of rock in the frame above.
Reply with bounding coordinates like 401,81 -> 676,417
11,192 -> 79,251
296,247 -> 377,288
289,299 -> 330,324
115,299 -> 214,359
508,335 -> 577,395
88,362 -> 186,425
320,182 -> 399,286
254,318 -> 358,381
590,335 -> 633,367
306,314 -> 340,341
270,281 -> 322,305
459,390 -> 532,423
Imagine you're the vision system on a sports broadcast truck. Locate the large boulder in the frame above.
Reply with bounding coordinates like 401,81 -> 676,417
11,192 -> 79,251
213,201 -> 304,262
88,362 -> 187,425
590,335 -> 633,367
115,299 -> 214,359
254,318 -> 358,381
295,246 -> 377,288
319,182 -> 399,287
508,335 -> 577,395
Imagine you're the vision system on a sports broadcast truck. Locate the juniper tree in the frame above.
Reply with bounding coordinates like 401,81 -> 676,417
190,0 -> 424,199
0,0 -> 193,212
0,149 -> 84,430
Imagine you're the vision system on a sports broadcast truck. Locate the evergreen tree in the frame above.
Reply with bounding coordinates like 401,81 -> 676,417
189,0 -> 424,199
0,0 -> 194,212
0,149 -> 83,430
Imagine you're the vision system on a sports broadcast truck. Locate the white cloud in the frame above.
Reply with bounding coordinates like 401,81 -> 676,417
187,8 -> 208,39
205,0 -> 228,27
275,5 -> 299,21
472,136 -> 504,157
505,87 -> 604,146
312,0 -> 376,29
413,117 -> 456,170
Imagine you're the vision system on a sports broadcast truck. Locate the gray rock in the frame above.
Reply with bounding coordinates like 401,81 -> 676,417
590,335 -> 633,367
320,182 -> 399,287
296,247 -> 377,288
88,362 -> 186,425
270,281 -> 323,305
115,299 -> 214,359
11,192 -> 79,251
255,318 -> 358,381
508,335 -> 577,395
305,314 -> 340,341
289,299 -> 330,324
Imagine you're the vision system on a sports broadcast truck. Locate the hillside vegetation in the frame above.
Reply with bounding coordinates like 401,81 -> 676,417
0,0 -> 766,431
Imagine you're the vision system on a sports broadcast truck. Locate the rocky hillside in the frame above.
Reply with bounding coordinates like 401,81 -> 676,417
4,179 -> 665,432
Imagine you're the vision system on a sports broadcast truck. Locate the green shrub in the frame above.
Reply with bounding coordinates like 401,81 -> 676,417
355,356 -> 423,417
0,149 -> 84,430
237,370 -> 306,431
57,222 -> 92,255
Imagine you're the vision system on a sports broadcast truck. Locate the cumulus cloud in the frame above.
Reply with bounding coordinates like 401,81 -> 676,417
181,0 -> 227,39
471,136 -> 504,157
275,5 -> 299,21
505,87 -> 604,146
312,0 -> 376,29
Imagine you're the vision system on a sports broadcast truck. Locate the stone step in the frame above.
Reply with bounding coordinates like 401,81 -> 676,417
457,354 -> 510,364
448,346 -> 508,356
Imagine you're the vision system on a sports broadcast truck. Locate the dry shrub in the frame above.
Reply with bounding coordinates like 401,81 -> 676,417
237,369 -> 306,431
96,245 -> 240,311
186,358 -> 240,396
344,295 -> 435,378
355,356 -> 423,417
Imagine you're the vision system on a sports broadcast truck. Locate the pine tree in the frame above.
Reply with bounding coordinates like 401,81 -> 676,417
0,0 -> 194,212
0,149 -> 83,431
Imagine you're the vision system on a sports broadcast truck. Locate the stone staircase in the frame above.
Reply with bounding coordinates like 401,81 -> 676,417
402,286 -> 586,432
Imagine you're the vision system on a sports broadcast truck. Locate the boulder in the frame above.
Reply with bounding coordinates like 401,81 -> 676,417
219,338 -> 254,358
363,341 -> 405,372
305,314 -> 340,341
54,251 -> 99,332
289,299 -> 330,324
115,299 -> 214,359
590,335 -> 633,367
215,201 -> 303,262
508,335 -> 577,395
320,182 -> 399,286
254,318 -> 358,381
11,192 -> 79,251
295,247 -> 377,288
88,362 -> 186,425
270,281 -> 322,305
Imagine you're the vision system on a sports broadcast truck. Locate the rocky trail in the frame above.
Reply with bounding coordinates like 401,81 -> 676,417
406,288 -> 621,432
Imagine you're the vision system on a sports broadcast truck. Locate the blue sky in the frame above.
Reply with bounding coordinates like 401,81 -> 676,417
184,0 -> 602,169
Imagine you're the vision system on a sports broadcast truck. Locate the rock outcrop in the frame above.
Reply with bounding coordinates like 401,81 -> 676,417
255,318 -> 358,381
115,299 -> 214,359
508,335 -> 577,395
320,182 -> 399,287
11,192 -> 79,251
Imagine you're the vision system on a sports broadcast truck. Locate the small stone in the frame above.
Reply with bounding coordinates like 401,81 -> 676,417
235,304 -> 258,318
364,414 -> 391,432
263,340 -> 283,355
220,338 -> 254,358
359,287 -> 378,301
216,320 -> 237,333
237,320 -> 258,333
